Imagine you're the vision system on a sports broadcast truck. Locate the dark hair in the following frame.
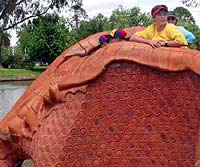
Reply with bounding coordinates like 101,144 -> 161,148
167,11 -> 178,24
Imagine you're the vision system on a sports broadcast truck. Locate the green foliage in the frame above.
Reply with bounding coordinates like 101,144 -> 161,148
12,47 -> 35,69
174,7 -> 195,24
109,6 -> 131,29
0,0 -> 84,67
73,6 -> 151,41
69,1 -> 88,29
178,21 -> 200,50
0,31 -> 10,47
18,14 -> 74,64
181,0 -> 200,7
72,13 -> 109,41
109,6 -> 151,29
1,47 -> 14,68
1,46 -> 35,69
0,0 -> 82,31
0,67 -> 45,78
173,6 -> 200,50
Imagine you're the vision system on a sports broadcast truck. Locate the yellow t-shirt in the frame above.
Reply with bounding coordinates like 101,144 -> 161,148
135,23 -> 188,45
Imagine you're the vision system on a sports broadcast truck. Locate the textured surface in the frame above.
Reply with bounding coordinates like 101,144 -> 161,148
27,64 -> 200,167
0,26 -> 200,167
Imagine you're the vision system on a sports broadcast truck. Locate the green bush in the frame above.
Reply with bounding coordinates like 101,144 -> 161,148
1,47 -> 14,68
2,47 -> 35,69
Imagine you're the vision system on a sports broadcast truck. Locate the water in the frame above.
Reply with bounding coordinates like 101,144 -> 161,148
0,81 -> 34,166
0,81 -> 30,119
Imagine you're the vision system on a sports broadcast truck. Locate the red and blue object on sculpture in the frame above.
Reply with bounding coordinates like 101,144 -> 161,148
110,28 -> 127,39
99,34 -> 112,45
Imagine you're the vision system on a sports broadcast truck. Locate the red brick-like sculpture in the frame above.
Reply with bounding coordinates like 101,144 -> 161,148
1,27 -> 200,167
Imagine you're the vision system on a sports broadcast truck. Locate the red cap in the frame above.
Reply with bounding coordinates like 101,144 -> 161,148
151,5 -> 168,17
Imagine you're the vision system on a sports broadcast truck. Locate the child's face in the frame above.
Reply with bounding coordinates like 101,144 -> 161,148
154,10 -> 168,26
167,16 -> 177,25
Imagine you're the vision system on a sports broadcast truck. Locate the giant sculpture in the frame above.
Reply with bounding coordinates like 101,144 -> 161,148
1,27 -> 200,167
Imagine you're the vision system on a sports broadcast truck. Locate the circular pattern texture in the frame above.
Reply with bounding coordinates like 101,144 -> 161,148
28,63 -> 200,166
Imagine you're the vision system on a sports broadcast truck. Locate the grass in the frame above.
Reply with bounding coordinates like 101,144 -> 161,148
0,66 -> 47,78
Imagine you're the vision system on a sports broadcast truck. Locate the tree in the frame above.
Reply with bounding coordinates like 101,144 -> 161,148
73,13 -> 109,41
0,31 -> 10,47
0,0 -> 83,67
174,7 -> 195,24
17,14 -> 75,64
187,25 -> 200,50
0,0 -> 82,31
109,5 -> 131,29
173,7 -> 200,51
109,6 -> 151,29
181,0 -> 200,7
129,7 -> 151,27
178,22 -> 200,50
72,6 -> 151,42
69,0 -> 87,29
1,47 -> 14,68
0,31 -> 10,67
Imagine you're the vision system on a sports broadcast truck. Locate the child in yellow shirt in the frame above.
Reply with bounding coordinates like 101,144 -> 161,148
130,5 -> 188,48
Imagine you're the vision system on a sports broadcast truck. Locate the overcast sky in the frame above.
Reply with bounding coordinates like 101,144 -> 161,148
82,0 -> 200,24
9,0 -> 200,46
